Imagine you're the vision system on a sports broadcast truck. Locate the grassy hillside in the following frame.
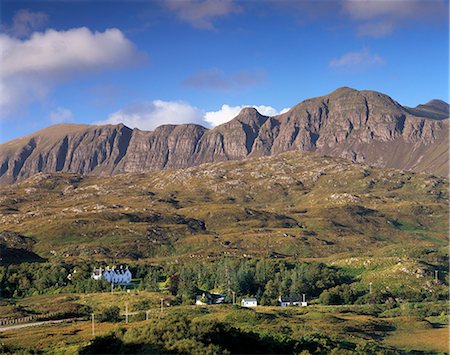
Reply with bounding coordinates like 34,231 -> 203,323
0,151 -> 447,262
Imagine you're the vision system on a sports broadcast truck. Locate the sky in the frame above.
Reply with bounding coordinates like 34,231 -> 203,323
0,0 -> 448,143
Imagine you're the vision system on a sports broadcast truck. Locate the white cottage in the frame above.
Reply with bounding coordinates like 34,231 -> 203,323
279,296 -> 301,307
241,298 -> 257,307
279,295 -> 307,307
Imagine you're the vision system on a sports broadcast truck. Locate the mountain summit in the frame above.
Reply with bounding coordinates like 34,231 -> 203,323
1,88 -> 448,184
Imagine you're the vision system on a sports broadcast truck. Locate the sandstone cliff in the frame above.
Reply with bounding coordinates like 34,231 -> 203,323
0,87 -> 448,184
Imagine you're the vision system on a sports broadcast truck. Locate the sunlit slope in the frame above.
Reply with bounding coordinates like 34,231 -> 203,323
0,151 -> 447,261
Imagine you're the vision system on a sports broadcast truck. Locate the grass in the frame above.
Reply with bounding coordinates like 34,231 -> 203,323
1,293 -> 448,353
384,327 -> 449,353
1,318 -> 123,351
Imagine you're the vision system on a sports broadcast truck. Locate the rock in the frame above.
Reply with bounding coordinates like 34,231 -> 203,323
0,88 -> 448,184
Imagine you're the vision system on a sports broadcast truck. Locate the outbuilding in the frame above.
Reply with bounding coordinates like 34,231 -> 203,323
241,298 -> 257,307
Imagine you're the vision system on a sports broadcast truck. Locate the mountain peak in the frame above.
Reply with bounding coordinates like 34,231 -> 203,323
239,107 -> 262,116
326,87 -> 359,98
228,107 -> 269,127
407,99 -> 449,120
0,87 -> 448,184
423,99 -> 449,111
331,86 -> 357,94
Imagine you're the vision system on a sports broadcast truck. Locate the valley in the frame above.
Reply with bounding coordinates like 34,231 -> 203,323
0,151 -> 448,353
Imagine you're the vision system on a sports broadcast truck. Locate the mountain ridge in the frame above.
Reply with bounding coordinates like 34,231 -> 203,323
1,87 -> 448,184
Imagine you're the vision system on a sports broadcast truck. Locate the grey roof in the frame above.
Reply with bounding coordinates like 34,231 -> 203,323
242,298 -> 257,302
280,297 -> 301,302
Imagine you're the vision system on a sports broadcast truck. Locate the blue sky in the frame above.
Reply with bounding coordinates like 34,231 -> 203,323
0,0 -> 448,142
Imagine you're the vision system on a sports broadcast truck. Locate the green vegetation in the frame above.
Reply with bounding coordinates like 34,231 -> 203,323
79,313 -> 360,354
0,152 -> 447,261
99,306 -> 121,323
1,246 -> 447,307
0,152 -> 448,353
1,297 -> 447,354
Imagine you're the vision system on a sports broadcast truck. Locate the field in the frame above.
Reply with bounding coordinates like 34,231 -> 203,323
1,292 -> 448,354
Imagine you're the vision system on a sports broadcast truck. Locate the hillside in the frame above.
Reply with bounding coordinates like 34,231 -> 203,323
1,151 -> 447,262
0,88 -> 448,184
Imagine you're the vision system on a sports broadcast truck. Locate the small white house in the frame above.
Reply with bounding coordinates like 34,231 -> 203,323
279,296 -> 301,307
279,295 -> 307,307
241,298 -> 257,307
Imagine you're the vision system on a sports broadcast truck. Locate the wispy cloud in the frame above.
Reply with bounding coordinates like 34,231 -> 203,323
0,27 -> 146,118
356,21 -> 395,38
267,0 -> 447,37
183,68 -> 266,91
3,9 -> 48,38
342,0 -> 448,37
50,106 -> 73,124
165,0 -> 241,30
329,48 -> 384,71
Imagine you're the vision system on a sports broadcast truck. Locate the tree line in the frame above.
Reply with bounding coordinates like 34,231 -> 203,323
0,258 -> 446,304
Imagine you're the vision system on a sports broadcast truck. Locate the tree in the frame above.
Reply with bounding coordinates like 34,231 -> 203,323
261,279 -> 278,306
168,275 -> 179,296
178,268 -> 197,304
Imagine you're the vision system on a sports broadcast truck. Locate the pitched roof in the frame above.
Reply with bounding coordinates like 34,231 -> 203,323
280,297 -> 301,302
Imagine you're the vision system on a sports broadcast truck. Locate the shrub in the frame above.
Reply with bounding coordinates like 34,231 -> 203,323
98,306 -> 121,323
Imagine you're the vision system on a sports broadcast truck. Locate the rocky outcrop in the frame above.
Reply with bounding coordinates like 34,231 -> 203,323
0,124 -> 132,184
0,87 -> 448,184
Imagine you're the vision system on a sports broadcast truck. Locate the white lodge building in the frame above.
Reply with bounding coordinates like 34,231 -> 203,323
92,266 -> 132,284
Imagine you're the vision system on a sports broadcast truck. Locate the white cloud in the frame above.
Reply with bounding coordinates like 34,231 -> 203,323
1,27 -> 143,78
165,0 -> 241,30
329,48 -> 384,70
50,107 -> 73,124
0,27 -> 145,118
98,100 -> 205,130
204,104 -> 289,126
100,100 -> 290,130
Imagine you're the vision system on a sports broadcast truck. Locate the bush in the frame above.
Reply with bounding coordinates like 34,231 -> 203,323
319,284 -> 358,305
135,299 -> 152,311
98,306 -> 121,323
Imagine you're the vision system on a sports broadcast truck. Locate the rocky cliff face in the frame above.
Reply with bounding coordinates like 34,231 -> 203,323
1,87 -> 448,184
